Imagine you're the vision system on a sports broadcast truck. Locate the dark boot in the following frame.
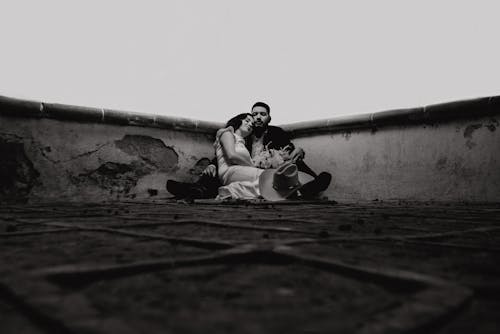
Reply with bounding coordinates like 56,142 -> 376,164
300,172 -> 332,198
197,174 -> 221,198
166,180 -> 206,199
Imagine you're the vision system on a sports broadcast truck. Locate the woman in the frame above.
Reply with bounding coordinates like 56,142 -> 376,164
214,113 -> 264,200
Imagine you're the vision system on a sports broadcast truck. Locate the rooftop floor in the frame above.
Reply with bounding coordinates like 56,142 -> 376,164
1,200 -> 499,333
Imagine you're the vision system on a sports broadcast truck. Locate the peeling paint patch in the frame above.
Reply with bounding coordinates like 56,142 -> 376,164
463,124 -> 482,138
190,157 -> 211,175
115,135 -> 178,171
342,130 -> 352,140
0,137 -> 40,201
465,140 -> 477,149
434,156 -> 477,179
361,152 -> 376,173
484,119 -> 498,132
72,161 -> 151,194
40,143 -> 109,164
147,189 -> 158,196
436,157 -> 448,171
448,158 -> 477,179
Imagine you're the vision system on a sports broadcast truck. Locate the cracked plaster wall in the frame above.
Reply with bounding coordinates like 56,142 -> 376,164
0,116 -> 215,202
2,96 -> 499,203
291,116 -> 500,202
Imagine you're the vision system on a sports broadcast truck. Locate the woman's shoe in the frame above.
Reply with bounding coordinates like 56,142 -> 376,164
166,180 -> 208,199
166,180 -> 190,198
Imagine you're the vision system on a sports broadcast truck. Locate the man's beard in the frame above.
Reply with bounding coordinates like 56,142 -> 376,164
253,124 -> 266,137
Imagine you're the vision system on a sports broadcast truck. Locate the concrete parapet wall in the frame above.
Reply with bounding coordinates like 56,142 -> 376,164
282,96 -> 500,136
1,94 -> 499,202
0,95 -> 224,134
0,96 -> 221,202
285,97 -> 500,202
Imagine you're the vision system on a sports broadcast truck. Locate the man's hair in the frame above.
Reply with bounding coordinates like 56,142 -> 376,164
225,113 -> 252,131
251,102 -> 270,114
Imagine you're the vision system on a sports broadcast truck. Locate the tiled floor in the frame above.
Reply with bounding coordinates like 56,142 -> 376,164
1,200 -> 499,333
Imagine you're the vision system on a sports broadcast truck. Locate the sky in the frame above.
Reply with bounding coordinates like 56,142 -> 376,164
1,0 -> 500,124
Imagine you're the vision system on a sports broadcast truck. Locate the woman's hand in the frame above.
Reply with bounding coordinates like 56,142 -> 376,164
201,164 -> 217,177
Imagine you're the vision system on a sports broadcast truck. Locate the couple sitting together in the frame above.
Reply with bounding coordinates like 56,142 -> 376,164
167,102 -> 331,201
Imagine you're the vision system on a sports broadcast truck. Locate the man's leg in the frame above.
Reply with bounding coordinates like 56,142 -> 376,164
295,160 -> 331,198
295,160 -> 317,178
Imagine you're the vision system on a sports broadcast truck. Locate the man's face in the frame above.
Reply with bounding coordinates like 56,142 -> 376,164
251,106 -> 271,129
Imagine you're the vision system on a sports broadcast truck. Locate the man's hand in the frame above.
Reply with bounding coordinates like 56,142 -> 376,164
201,164 -> 217,177
289,147 -> 305,163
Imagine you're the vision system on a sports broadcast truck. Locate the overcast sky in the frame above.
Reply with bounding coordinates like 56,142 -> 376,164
2,0 -> 499,124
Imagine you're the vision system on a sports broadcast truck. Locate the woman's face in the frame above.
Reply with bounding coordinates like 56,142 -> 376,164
238,115 -> 254,137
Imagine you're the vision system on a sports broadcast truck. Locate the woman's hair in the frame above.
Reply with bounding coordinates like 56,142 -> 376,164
225,113 -> 252,131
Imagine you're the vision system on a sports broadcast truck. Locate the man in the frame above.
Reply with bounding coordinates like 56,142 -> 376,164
167,102 -> 331,199
248,102 -> 317,176
245,102 -> 331,197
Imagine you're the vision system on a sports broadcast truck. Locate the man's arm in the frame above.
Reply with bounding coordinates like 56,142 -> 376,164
267,126 -> 304,161
267,126 -> 294,151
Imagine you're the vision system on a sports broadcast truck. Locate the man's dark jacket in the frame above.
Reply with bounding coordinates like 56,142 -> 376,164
244,125 -> 316,177
244,125 -> 295,153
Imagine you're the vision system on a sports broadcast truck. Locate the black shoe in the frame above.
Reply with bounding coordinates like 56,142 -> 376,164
166,180 -> 208,199
166,180 -> 190,198
300,172 -> 332,198
187,184 -> 207,199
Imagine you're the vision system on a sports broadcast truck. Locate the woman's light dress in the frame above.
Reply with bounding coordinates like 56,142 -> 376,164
214,127 -> 264,200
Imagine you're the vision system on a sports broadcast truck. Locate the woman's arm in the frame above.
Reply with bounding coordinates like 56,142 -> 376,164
220,132 -> 254,166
